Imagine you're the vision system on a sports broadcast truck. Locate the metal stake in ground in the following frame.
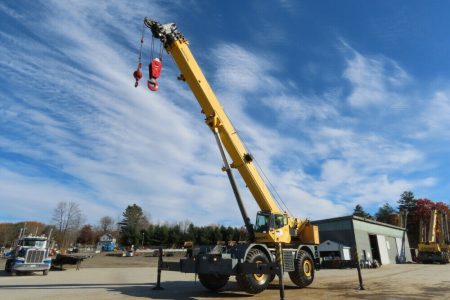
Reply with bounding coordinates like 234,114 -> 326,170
353,248 -> 365,290
276,243 -> 286,300
153,247 -> 164,290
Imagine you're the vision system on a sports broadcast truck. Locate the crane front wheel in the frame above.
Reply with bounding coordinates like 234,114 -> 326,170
288,250 -> 314,288
198,274 -> 229,291
236,248 -> 271,294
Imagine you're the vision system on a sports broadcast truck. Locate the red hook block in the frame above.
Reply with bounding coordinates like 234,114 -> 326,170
150,58 -> 162,79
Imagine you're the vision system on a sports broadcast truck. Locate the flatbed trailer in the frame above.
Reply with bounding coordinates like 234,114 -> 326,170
52,253 -> 91,270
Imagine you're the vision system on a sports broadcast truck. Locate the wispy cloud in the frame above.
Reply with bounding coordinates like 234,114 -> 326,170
415,90 -> 450,140
205,40 -> 440,215
0,1 -> 237,225
1,1 -> 448,227
342,42 -> 410,109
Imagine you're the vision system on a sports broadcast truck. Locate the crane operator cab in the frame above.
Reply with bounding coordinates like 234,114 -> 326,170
254,212 -> 292,244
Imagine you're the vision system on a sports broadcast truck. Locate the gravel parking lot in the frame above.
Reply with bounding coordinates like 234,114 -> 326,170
1,256 -> 449,300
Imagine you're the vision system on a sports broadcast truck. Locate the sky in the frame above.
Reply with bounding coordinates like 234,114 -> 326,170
1,1 -> 450,227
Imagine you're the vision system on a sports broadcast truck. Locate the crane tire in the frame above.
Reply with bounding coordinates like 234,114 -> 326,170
236,248 -> 271,294
289,250 -> 314,288
198,274 -> 229,291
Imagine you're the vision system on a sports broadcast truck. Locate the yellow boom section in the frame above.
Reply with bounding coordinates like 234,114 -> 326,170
167,39 -> 281,214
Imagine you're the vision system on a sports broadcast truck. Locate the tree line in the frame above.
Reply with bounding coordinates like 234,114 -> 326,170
0,202 -> 244,249
119,204 -> 243,248
2,192 -> 448,249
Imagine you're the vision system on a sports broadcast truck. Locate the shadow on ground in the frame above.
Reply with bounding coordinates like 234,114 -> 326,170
0,281 -> 251,299
109,281 -> 253,299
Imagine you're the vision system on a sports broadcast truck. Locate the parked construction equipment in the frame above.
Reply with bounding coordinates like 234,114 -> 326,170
135,18 -> 320,295
418,208 -> 449,263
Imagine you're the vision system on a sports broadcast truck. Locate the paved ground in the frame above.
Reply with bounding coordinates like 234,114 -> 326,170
0,263 -> 449,300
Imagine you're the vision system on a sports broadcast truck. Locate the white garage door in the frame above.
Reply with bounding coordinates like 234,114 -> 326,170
376,235 -> 390,264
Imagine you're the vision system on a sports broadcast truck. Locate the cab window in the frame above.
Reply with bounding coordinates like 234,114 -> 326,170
255,213 -> 270,232
274,214 -> 285,229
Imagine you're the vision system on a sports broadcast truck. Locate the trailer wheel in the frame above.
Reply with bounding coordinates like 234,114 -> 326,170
43,269 -> 49,276
236,248 -> 271,294
289,250 -> 314,288
198,274 -> 229,291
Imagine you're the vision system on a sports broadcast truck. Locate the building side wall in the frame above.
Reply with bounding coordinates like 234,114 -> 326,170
315,219 -> 355,248
353,227 -> 373,261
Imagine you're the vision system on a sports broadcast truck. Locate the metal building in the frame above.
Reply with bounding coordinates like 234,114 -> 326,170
312,215 -> 412,265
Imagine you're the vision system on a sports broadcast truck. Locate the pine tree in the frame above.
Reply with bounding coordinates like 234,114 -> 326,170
353,204 -> 372,219
375,203 -> 396,224
397,191 -> 416,212
120,204 -> 149,247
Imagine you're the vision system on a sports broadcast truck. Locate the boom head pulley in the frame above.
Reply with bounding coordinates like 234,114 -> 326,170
144,17 -> 184,48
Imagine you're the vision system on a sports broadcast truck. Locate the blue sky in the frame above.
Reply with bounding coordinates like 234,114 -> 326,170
1,1 -> 450,226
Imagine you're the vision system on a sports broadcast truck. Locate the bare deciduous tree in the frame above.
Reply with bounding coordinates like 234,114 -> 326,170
52,201 -> 83,249
99,216 -> 114,234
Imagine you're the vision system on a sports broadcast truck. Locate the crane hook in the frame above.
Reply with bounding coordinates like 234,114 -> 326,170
147,78 -> 158,91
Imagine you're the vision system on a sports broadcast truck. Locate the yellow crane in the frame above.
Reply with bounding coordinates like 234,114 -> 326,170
418,209 -> 449,263
141,17 -> 319,294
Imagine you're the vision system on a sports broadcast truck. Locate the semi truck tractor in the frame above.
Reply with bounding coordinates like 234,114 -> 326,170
4,231 -> 52,276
